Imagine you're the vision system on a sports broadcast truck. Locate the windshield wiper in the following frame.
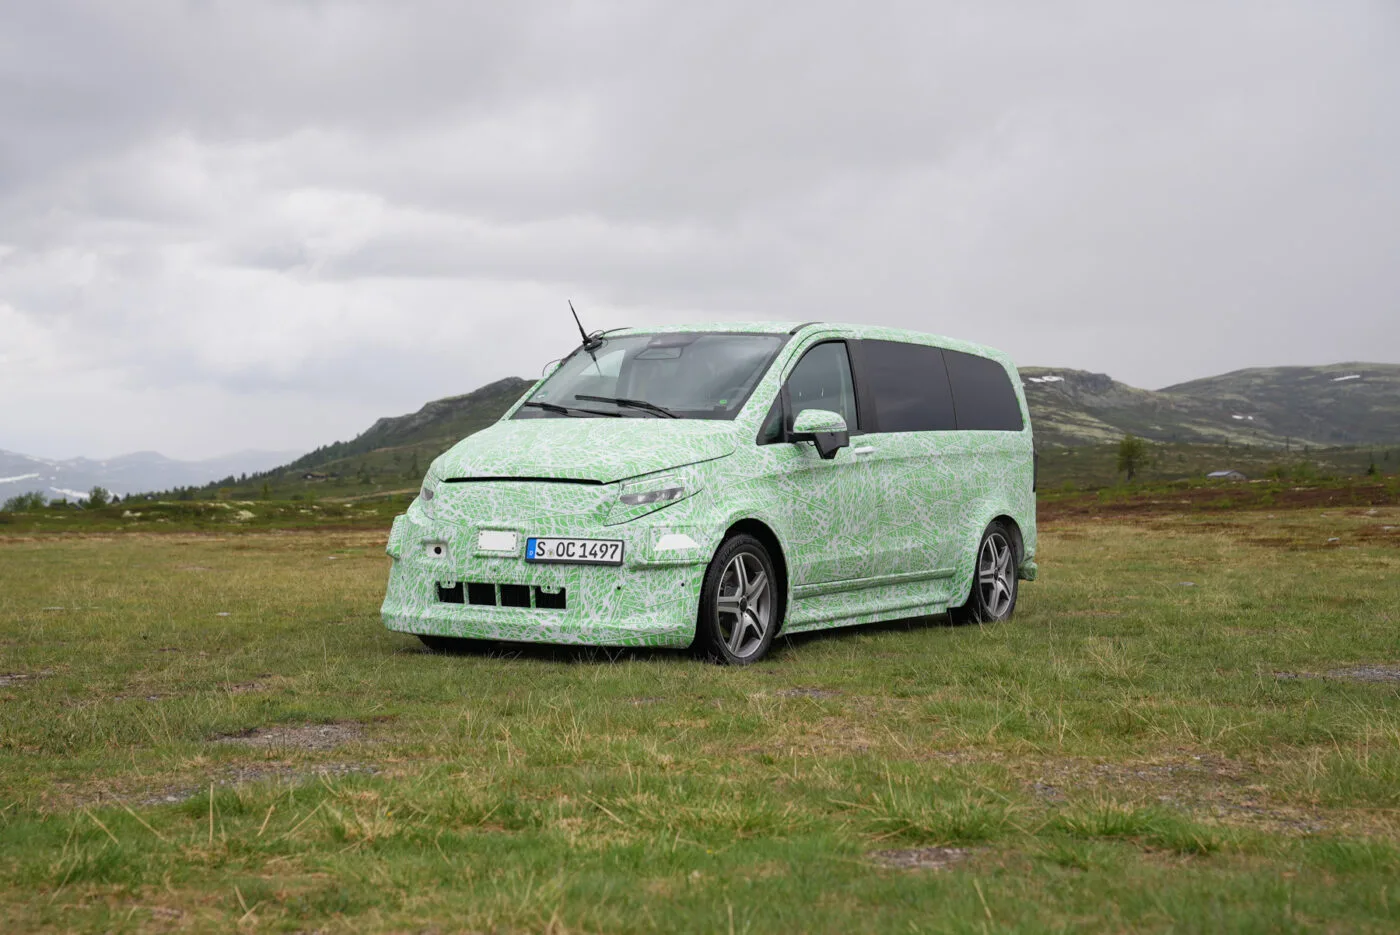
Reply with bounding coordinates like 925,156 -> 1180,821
574,395 -> 680,418
521,401 -> 621,418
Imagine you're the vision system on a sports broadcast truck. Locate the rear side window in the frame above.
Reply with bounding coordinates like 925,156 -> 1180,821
854,340 -> 956,433
944,350 -> 1024,431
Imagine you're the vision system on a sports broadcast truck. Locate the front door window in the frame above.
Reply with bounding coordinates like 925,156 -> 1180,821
785,341 -> 858,431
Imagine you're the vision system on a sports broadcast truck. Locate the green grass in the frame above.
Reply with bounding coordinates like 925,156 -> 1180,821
1,503 -> 1398,931
0,495 -> 410,535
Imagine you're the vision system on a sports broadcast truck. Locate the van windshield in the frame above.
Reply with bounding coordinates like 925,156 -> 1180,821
515,332 -> 786,420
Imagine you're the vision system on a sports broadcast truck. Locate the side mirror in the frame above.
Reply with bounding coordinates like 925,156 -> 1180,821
790,408 -> 850,460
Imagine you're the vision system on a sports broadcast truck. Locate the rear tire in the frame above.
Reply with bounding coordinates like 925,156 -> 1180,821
418,634 -> 491,654
694,534 -> 780,665
949,521 -> 1019,625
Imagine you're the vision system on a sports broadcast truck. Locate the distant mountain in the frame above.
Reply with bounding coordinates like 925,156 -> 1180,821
1023,362 -> 1400,447
0,448 -> 302,500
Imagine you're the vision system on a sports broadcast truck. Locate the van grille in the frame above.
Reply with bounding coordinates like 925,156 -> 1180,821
436,581 -> 567,610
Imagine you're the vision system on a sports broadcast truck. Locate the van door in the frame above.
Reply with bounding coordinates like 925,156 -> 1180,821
848,339 -> 961,578
754,340 -> 881,586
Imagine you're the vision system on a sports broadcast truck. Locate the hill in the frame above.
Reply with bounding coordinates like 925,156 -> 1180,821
282,377 -> 534,474
1022,362 -> 1400,448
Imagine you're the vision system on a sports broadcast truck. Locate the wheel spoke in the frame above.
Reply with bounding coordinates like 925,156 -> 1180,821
745,570 -> 767,601
727,614 -> 748,652
993,577 -> 1012,615
716,594 -> 741,615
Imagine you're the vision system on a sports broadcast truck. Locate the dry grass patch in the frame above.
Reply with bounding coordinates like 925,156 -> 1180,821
213,722 -> 368,751
867,846 -> 975,871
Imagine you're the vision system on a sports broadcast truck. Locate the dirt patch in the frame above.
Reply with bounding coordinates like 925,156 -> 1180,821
0,671 -> 49,688
214,722 -> 366,751
776,687 -> 842,699
66,762 -> 382,809
220,675 -> 294,695
1326,665 -> 1400,683
1275,666 -> 1400,684
869,846 -> 974,871
1020,753 -> 1331,835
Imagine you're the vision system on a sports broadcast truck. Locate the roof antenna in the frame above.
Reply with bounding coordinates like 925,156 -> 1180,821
570,300 -> 605,353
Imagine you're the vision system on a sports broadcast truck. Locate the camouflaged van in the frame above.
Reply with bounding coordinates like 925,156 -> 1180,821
382,322 -> 1036,664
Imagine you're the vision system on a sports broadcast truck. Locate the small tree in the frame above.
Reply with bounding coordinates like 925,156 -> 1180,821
3,491 -> 47,512
86,486 -> 110,508
1116,433 -> 1148,483
261,481 -> 272,500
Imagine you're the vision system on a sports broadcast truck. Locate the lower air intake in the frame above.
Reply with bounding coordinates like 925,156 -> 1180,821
534,586 -> 566,610
436,581 -> 567,610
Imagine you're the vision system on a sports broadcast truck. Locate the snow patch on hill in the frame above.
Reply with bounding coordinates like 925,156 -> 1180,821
0,473 -> 41,484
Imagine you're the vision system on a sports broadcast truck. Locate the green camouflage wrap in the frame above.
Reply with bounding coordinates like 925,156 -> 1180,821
381,322 -> 1036,648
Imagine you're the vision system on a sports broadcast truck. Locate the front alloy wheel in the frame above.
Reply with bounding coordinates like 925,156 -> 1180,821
951,522 -> 1019,624
696,534 -> 779,664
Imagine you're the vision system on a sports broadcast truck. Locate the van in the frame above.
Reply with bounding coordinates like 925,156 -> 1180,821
382,322 -> 1036,664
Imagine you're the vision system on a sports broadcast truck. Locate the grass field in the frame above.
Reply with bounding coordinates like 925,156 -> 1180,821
2,496 -> 1399,932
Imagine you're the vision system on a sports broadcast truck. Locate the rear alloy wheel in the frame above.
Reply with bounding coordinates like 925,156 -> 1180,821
696,534 -> 779,665
950,522 -> 1019,625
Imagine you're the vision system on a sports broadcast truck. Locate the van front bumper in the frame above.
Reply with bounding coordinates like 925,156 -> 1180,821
380,511 -> 716,648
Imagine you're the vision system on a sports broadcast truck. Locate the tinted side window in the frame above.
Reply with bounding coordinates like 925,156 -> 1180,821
944,350 -> 1024,431
855,340 -> 956,432
785,342 -> 858,431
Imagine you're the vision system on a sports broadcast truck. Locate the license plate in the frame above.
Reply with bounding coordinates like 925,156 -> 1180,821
526,537 -> 624,565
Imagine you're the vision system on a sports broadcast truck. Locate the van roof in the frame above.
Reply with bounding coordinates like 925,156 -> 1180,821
608,321 -> 1015,366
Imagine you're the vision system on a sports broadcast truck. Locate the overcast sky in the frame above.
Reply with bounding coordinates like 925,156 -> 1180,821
2,1 -> 1397,460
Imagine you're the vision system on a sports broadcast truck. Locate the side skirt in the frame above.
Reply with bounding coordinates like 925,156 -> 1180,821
783,568 -> 955,634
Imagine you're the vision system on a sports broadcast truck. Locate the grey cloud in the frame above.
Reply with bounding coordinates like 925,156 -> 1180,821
0,0 -> 1396,460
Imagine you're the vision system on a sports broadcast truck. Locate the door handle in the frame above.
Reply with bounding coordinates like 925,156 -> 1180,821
851,446 -> 876,456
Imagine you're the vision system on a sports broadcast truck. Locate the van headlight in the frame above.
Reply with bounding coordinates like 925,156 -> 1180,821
619,483 -> 686,506
607,474 -> 695,524
416,469 -> 443,518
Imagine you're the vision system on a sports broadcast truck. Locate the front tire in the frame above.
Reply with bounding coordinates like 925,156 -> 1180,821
694,534 -> 780,665
950,522 -> 1019,625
